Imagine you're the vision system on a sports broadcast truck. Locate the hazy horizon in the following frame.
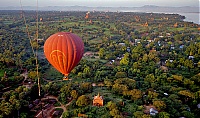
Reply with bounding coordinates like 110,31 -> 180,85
1,0 -> 199,7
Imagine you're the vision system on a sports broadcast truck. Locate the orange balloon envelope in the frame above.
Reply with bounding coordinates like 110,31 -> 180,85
44,32 -> 84,80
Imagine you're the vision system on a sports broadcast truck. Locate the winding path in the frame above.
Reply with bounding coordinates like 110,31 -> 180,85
42,95 -> 72,118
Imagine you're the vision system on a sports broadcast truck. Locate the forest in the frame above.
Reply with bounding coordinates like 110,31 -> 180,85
0,10 -> 200,118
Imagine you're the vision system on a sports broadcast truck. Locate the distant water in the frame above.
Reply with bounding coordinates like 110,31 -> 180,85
178,12 -> 200,25
122,10 -> 200,25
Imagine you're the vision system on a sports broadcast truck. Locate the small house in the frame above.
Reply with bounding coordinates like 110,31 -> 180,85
144,105 -> 158,115
189,56 -> 194,60
134,39 -> 141,43
150,108 -> 158,115
164,93 -> 168,96
160,66 -> 168,72
197,103 -> 200,109
33,99 -> 40,105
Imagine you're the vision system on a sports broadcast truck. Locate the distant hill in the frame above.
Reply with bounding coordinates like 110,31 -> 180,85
0,6 -> 199,13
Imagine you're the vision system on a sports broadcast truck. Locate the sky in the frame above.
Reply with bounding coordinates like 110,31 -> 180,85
0,0 -> 199,7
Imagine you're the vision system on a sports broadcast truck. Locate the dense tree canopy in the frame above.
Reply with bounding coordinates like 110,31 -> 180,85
0,10 -> 199,118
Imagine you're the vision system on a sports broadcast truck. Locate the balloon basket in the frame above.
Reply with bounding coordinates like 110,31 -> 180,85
63,76 -> 69,80
63,75 -> 72,81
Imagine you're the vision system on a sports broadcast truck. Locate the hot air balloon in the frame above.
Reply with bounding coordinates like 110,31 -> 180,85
44,32 -> 84,80
85,12 -> 90,19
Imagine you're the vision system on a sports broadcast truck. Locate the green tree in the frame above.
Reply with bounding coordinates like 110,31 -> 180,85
99,48 -> 105,59
83,66 -> 91,77
174,34 -> 182,41
153,100 -> 166,111
129,89 -> 142,101
60,84 -> 72,97
147,91 -> 159,100
76,95 -> 90,107
157,112 -> 170,118
20,113 -> 28,118
71,90 -> 78,100
59,93 -> 67,104
178,90 -> 195,99
184,59 -> 194,69
181,111 -> 195,118
142,54 -> 148,62
112,83 -> 128,94
114,78 -> 136,89
148,52 -> 160,63
131,44 -> 145,61
120,52 -> 130,65
133,62 -> 142,69
172,75 -> 183,82
62,111 -> 71,118
104,79 -> 113,89
110,108 -> 120,117
115,72 -> 127,78
80,82 -> 92,93
144,74 -> 156,83
2,91 -> 10,100
0,100 -> 13,116
28,71 -> 40,81
133,111 -> 144,118
106,101 -> 117,110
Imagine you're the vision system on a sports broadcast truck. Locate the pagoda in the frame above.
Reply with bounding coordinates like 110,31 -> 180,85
93,93 -> 103,106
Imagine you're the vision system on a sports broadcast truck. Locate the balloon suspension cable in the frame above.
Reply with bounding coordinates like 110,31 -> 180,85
20,0 -> 42,117
36,0 -> 41,97
20,0 -> 36,57
35,1 -> 43,117
20,0 -> 40,97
